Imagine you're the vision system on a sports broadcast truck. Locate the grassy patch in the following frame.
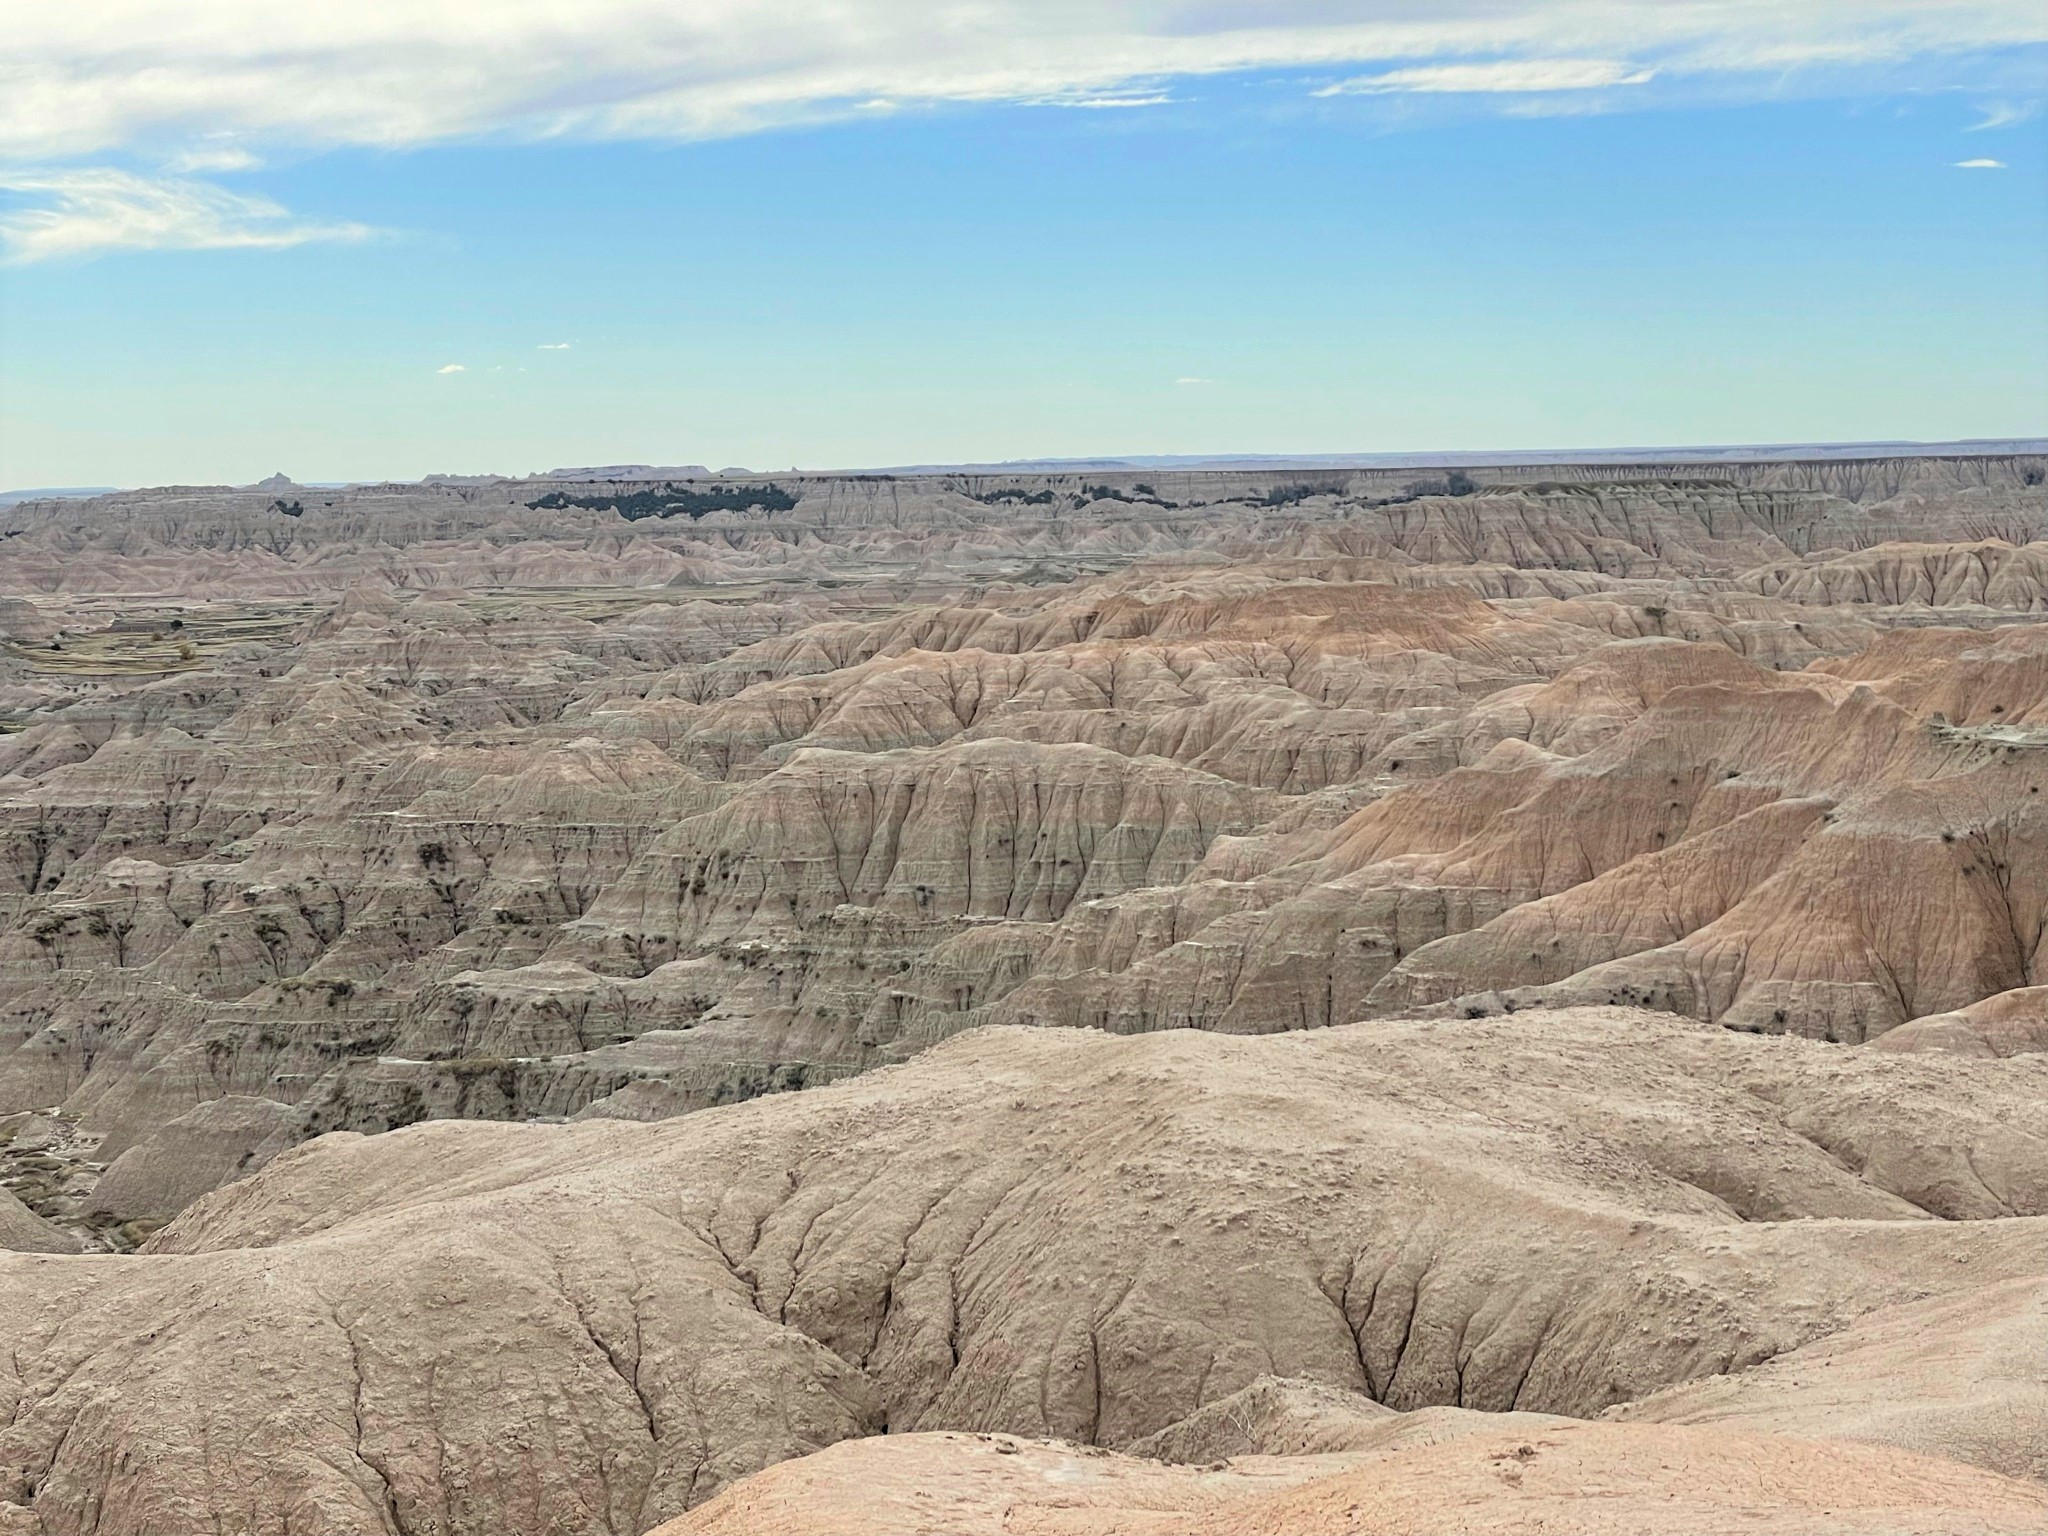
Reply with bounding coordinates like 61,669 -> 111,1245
6,602 -> 312,676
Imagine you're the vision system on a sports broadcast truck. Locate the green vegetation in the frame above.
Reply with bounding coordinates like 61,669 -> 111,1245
1255,480 -> 1348,507
1378,470 -> 1483,504
1404,469 -> 1480,497
281,977 -> 358,1007
528,482 -> 799,520
970,488 -> 1056,506
1080,484 -> 1177,507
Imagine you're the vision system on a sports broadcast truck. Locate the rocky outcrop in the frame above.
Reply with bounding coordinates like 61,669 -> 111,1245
0,1185 -> 77,1254
1744,539 -> 2048,611
1871,986 -> 2048,1059
2,1010 -> 2046,1531
566,738 -> 1276,961
82,1094 -> 298,1225
3,467 -> 2041,596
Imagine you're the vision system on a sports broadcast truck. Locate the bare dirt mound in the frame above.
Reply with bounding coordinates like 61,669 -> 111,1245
1621,1273 -> 2048,1482
658,1423 -> 2048,1536
0,1185 -> 77,1254
1874,986 -> 2048,1058
1,1008 -> 2044,1532
1128,1375 -> 1571,1462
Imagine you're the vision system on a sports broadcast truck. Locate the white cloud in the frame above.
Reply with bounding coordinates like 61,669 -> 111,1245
1024,92 -> 1176,109
436,363 -> 465,373
1175,376 -> 1216,386
0,167 -> 373,262
1971,100 -> 2039,129
0,3 -> 2039,161
1954,157 -> 2008,167
1315,59 -> 1655,96
164,144 -> 262,173
537,342 -> 572,350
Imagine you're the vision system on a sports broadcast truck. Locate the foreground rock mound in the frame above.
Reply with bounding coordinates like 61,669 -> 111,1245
661,1423 -> 2048,1536
1,1008 -> 2044,1532
1620,1272 -> 2048,1483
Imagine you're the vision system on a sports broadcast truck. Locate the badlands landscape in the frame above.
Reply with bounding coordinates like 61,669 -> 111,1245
1,450 -> 2047,1532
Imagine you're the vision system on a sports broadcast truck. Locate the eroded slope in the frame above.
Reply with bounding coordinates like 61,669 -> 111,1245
1,1010 -> 2046,1533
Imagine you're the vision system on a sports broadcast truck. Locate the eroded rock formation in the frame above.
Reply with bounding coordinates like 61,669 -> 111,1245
0,454 -> 2046,1531
0,1010 -> 2044,1532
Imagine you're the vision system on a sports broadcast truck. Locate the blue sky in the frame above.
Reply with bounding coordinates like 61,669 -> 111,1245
1,3 -> 2043,488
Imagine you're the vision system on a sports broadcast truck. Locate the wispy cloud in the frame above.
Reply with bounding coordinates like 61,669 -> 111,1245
1971,100 -> 2040,129
436,363 -> 466,374
2,3 -> 2040,161
164,145 -> 263,174
1955,157 -> 2008,167
1174,376 -> 1216,386
1316,59 -> 1655,97
0,168 -> 373,263
537,342 -> 572,350
1024,92 -> 1176,109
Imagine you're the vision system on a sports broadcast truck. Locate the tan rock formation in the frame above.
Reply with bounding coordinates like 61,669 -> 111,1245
82,1094 -> 297,1224
1621,1274 -> 2048,1482
1,1010 -> 2046,1531
1873,987 -> 2048,1057
11,513 -> 2048,1163
659,1424 -> 2048,1536
0,1186 -> 77,1254
5,455 -> 2048,1529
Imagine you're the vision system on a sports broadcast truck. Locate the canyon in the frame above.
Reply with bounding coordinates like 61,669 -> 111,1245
0,450 -> 2046,1532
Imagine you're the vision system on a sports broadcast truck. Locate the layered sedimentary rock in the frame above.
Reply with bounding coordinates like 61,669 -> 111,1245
0,453 -> 2046,1532
3,455 -> 2041,596
82,1094 -> 297,1226
0,460 -> 2047,1224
